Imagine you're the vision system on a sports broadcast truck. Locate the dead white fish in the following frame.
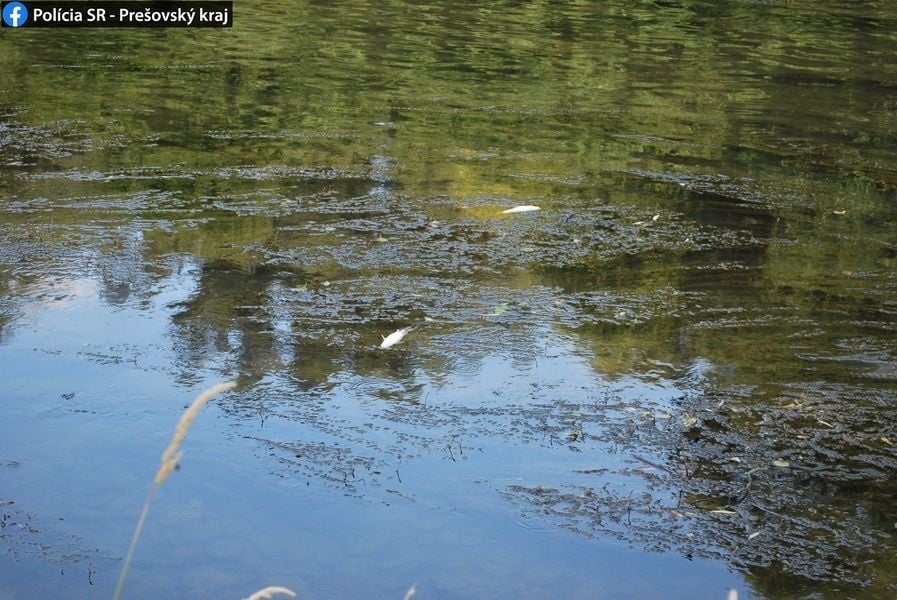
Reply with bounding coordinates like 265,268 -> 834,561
379,327 -> 413,349
634,214 -> 660,226
500,205 -> 541,214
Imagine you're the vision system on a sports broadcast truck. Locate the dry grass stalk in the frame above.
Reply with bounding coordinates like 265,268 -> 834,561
243,586 -> 297,600
113,381 -> 238,600
156,381 -> 238,484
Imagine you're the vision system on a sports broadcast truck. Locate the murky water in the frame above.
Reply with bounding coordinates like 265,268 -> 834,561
2,2 -> 897,599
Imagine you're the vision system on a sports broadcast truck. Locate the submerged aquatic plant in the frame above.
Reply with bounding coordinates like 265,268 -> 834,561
113,381 -> 237,600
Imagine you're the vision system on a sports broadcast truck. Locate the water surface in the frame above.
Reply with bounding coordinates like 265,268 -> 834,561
2,2 -> 896,599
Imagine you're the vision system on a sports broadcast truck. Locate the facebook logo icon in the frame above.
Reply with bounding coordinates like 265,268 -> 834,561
3,2 -> 29,27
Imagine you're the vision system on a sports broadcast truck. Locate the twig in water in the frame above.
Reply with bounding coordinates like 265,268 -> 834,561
631,454 -> 675,476
751,502 -> 788,520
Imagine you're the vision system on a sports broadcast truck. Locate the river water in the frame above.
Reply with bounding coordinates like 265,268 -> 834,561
1,2 -> 896,599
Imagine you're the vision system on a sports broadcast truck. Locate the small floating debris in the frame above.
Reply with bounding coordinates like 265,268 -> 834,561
486,302 -> 509,316
500,205 -> 541,214
379,327 -> 412,349
681,413 -> 699,427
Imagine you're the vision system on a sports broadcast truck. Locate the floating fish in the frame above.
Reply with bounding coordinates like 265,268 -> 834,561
500,205 -> 541,214
379,327 -> 413,349
634,214 -> 660,226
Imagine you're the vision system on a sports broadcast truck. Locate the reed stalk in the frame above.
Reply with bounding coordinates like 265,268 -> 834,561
113,381 -> 237,600
243,586 -> 297,600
